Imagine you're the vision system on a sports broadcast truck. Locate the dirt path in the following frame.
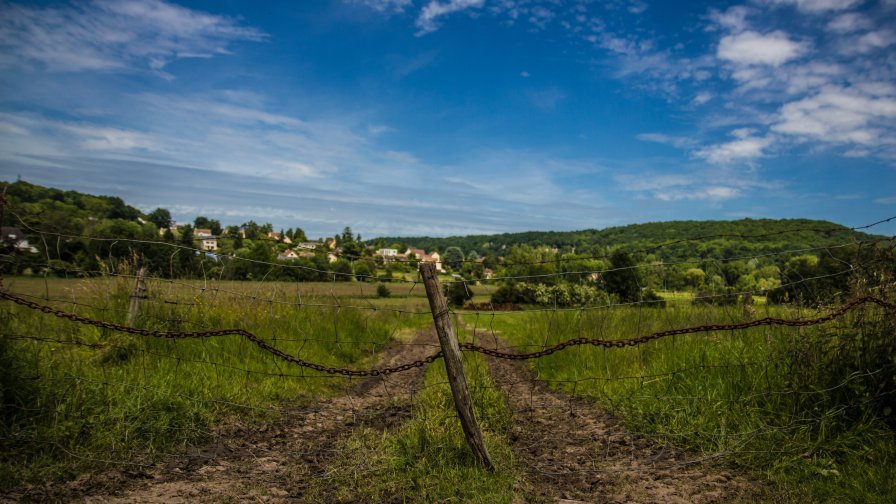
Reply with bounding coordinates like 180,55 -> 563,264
477,332 -> 768,504
13,329 -> 438,504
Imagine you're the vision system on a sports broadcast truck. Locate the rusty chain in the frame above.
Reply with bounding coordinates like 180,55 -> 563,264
0,289 -> 442,377
1,288 -> 893,375
460,296 -> 896,360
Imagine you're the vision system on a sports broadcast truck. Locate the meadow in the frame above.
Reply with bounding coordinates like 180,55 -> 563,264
1,272 -> 894,502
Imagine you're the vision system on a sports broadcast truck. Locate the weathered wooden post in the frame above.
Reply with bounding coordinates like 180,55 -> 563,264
419,262 -> 494,470
127,267 -> 146,326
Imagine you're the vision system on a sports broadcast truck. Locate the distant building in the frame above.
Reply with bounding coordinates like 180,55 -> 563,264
268,231 -> 292,244
296,242 -> 319,250
278,249 -> 299,260
404,248 -> 444,272
199,237 -> 218,251
195,228 -> 213,239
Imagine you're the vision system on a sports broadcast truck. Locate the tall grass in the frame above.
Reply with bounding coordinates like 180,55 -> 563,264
478,295 -> 896,502
0,273 -> 430,487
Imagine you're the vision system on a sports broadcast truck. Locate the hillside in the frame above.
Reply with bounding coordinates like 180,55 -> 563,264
371,219 -> 881,261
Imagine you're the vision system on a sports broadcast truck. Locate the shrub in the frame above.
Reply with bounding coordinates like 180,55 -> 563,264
376,284 -> 391,298
444,281 -> 473,307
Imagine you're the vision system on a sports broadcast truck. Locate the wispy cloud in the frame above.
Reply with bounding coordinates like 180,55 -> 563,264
772,85 -> 896,148
636,133 -> 697,149
696,135 -> 773,164
762,0 -> 864,13
0,0 -> 265,75
416,0 -> 485,35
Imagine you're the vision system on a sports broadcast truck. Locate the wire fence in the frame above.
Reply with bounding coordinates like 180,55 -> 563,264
1,206 -> 895,501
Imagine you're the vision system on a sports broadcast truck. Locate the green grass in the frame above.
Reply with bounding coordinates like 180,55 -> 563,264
0,274 -> 431,487
302,352 -> 518,503
473,298 -> 896,503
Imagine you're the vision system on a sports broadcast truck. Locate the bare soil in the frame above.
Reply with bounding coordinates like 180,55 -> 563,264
477,331 -> 769,503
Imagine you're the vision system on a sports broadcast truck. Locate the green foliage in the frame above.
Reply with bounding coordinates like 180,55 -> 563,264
602,249 -> 640,302
443,246 -> 464,271
373,218 -> 877,264
444,281 -> 473,307
146,208 -> 172,229
376,284 -> 391,298
353,261 -> 373,282
491,281 -> 608,307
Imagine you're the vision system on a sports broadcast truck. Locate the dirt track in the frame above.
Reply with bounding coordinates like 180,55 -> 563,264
9,330 -> 438,504
478,331 -> 766,503
8,328 -> 769,503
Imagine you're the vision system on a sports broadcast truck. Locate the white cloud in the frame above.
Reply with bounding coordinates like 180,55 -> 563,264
764,0 -> 864,13
654,186 -> 742,202
692,92 -> 713,105
0,0 -> 265,74
717,30 -> 808,67
636,133 -> 697,149
827,12 -> 872,33
615,173 -> 693,191
696,134 -> 773,164
708,6 -> 752,33
354,0 -> 414,13
874,196 -> 896,204
844,29 -> 896,54
772,85 -> 896,147
416,0 -> 485,35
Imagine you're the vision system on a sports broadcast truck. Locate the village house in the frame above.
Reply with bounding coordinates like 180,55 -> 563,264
296,242 -> 319,250
375,248 -> 398,262
195,228 -> 213,239
158,222 -> 180,236
268,231 -> 292,244
200,236 -> 218,251
404,248 -> 444,272
278,249 -> 299,260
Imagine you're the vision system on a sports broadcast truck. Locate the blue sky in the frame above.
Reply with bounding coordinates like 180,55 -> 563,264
1,0 -> 895,238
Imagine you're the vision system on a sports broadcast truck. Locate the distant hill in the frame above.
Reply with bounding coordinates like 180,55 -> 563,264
371,219 -> 882,261
2,179 -> 145,224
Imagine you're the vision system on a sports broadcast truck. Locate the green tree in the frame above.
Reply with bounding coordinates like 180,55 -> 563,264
603,249 -> 640,302
354,261 -> 373,282
685,268 -> 706,289
443,246 -> 464,271
146,207 -> 172,229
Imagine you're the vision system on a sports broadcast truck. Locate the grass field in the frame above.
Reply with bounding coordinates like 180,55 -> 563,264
474,298 -> 896,503
1,274 -> 894,502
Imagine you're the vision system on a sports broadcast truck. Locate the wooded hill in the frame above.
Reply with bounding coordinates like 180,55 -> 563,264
372,219 -> 883,261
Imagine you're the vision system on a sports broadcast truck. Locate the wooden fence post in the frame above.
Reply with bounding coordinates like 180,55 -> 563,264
127,267 -> 146,326
419,262 -> 494,471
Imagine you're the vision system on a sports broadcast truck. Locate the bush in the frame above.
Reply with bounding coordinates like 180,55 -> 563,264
490,281 -> 609,307
641,288 -> 666,308
444,281 -> 473,307
376,284 -> 391,298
